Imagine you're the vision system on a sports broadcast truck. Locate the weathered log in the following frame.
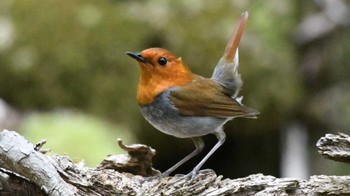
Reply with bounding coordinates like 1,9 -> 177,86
317,132 -> 350,164
0,130 -> 77,195
1,130 -> 350,195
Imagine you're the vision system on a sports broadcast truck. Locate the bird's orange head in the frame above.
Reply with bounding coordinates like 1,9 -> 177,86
127,48 -> 194,105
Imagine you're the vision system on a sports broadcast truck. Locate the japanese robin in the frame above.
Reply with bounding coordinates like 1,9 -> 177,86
127,11 -> 258,180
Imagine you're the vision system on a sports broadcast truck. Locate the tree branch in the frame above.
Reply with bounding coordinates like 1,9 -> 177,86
0,130 -> 77,195
317,132 -> 350,164
1,130 -> 350,195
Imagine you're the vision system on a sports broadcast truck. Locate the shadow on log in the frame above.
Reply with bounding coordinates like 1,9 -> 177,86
1,129 -> 350,195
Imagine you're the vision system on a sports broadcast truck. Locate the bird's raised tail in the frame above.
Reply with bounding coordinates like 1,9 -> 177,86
211,11 -> 248,98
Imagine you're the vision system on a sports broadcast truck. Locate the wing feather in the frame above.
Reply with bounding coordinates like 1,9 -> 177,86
169,77 -> 259,118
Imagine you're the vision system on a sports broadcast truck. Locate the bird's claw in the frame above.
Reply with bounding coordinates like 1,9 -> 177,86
168,169 -> 215,185
139,171 -> 171,183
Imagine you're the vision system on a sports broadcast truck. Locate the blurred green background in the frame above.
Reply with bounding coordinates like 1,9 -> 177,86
0,0 -> 349,178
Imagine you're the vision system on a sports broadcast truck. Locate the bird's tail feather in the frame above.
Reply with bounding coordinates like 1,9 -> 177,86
211,11 -> 248,98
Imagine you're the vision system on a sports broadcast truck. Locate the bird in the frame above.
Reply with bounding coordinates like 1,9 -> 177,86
126,11 -> 258,180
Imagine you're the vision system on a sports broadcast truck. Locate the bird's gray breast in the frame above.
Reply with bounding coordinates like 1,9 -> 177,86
139,88 -> 226,138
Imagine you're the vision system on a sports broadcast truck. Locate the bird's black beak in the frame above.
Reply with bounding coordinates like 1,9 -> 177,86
126,52 -> 148,63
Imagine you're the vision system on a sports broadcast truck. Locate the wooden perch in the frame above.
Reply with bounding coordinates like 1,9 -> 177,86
0,130 -> 77,195
1,130 -> 350,195
317,132 -> 350,164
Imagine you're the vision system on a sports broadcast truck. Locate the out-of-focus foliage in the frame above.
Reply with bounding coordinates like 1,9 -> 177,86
0,0 -> 301,126
0,0 -> 147,123
20,111 -> 133,166
0,0 -> 349,178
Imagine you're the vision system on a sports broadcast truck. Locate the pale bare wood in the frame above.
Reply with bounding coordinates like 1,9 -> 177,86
1,130 -> 350,195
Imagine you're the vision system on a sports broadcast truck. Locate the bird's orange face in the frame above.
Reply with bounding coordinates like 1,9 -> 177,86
127,48 -> 193,105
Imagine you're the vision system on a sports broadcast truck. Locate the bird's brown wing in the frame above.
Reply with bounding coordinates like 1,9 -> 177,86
168,78 -> 259,118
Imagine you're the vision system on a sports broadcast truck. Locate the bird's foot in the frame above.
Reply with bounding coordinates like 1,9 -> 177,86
139,171 -> 171,183
168,168 -> 215,185
140,169 -> 215,185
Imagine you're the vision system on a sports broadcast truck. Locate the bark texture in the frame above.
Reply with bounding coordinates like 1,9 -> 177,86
1,129 -> 350,195
317,132 -> 350,164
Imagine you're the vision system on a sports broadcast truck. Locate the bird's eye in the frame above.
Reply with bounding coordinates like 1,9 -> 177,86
157,57 -> 167,66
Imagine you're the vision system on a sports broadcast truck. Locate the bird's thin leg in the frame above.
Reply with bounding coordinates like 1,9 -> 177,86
161,137 -> 204,177
189,130 -> 226,180
168,130 -> 226,184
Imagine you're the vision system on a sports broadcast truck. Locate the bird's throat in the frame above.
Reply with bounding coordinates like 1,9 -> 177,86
136,69 -> 193,105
